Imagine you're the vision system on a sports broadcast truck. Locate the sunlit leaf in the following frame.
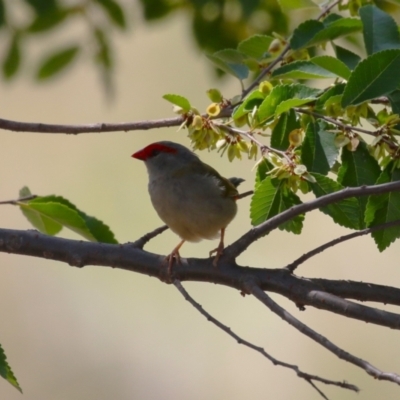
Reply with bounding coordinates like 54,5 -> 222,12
162,94 -> 191,112
19,191 -> 118,244
237,35 -> 273,59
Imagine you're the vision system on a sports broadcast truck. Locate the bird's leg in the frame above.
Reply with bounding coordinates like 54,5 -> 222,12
210,228 -> 225,267
165,239 -> 185,274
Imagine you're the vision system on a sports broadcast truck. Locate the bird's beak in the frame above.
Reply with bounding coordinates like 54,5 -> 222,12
131,149 -> 146,160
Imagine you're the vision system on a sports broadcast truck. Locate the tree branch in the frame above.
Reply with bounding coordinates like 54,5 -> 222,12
286,219 -> 400,272
0,195 -> 37,205
0,116 -> 184,134
1,228 -> 400,328
247,282 -> 400,385
225,180 -> 400,259
173,280 -> 359,397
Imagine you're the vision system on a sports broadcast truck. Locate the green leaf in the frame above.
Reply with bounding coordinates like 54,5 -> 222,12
315,83 -> 346,111
272,60 -> 337,80
334,45 -> 361,70
2,34 -> 20,79
341,49 -> 400,107
24,0 -> 57,14
93,27 -> 113,93
27,8 -> 69,33
310,55 -> 351,80
278,0 -> 317,10
0,343 -> 22,393
302,120 -> 339,175
162,94 -> 191,112
139,0 -> 171,20
255,159 -> 274,186
359,5 -> 400,55
19,186 -> 32,198
278,188 -> 304,234
290,19 -> 322,50
207,51 -> 249,80
20,203 -> 62,235
19,194 -> 118,244
338,141 -> 381,229
95,0 -> 126,29
237,35 -> 273,59
290,16 -> 362,50
232,90 -> 264,120
365,163 -> 400,251
250,177 -> 304,233
94,27 -> 112,69
388,89 -> 400,115
0,0 -> 6,27
275,98 -> 316,116
310,173 -> 360,229
271,109 -> 300,151
258,84 -> 320,121
36,46 -> 80,80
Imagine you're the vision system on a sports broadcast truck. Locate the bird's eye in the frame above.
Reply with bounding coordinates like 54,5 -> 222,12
151,149 -> 161,157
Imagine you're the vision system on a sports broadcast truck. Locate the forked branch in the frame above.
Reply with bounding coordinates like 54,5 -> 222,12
173,280 -> 359,398
247,283 -> 400,385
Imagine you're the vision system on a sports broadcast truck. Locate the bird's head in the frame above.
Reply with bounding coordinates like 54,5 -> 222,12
132,141 -> 199,175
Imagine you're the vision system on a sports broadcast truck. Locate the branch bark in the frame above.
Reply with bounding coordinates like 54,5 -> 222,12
1,228 -> 400,328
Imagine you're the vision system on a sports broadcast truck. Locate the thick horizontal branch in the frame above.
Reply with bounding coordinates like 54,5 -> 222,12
0,116 -> 184,134
1,228 -> 400,329
312,279 -> 400,306
225,180 -> 400,259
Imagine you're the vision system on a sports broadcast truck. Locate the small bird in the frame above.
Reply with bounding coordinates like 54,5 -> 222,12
132,141 -> 243,271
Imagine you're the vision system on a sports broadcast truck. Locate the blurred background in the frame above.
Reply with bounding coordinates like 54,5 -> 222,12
1,0 -> 400,399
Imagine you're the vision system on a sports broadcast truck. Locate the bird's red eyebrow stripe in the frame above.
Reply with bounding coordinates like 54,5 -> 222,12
132,143 -> 177,160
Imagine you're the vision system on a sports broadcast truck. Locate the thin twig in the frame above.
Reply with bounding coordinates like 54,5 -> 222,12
247,282 -> 400,385
317,0 -> 342,19
216,123 -> 293,165
241,42 -> 291,98
296,108 -> 377,136
0,195 -> 37,205
236,190 -> 254,200
173,280 -> 358,396
0,116 -> 184,134
286,219 -> 400,272
131,225 -> 169,249
242,0 -> 341,98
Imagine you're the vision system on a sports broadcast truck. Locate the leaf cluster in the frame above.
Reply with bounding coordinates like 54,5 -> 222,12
163,2 -> 400,252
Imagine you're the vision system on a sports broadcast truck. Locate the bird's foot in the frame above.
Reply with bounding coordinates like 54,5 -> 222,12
164,249 -> 182,275
210,242 -> 224,267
